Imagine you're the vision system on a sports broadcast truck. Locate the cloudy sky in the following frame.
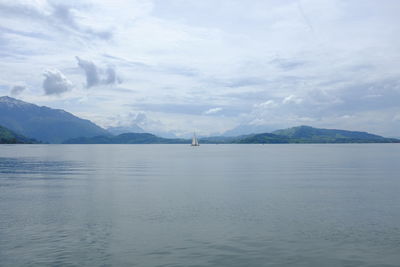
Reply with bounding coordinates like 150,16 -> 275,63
1,0 -> 400,136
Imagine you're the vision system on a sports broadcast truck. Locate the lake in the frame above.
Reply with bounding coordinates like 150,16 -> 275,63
0,144 -> 399,266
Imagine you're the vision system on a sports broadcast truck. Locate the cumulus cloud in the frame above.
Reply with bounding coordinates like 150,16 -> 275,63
42,69 -> 73,95
109,112 -> 149,128
10,85 -> 26,96
254,100 -> 278,109
204,107 -> 223,115
76,56 -> 120,88
282,95 -> 303,105
76,57 -> 99,87
131,112 -> 147,125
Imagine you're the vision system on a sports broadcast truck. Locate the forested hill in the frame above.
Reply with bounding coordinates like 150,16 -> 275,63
63,126 -> 400,144
63,133 -> 188,144
237,126 -> 400,143
0,125 -> 37,144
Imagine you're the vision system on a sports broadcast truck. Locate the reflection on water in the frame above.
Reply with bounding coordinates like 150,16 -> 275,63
0,144 -> 399,266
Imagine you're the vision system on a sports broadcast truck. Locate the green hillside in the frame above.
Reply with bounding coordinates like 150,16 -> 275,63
239,126 -> 400,144
63,133 -> 188,144
0,125 -> 37,144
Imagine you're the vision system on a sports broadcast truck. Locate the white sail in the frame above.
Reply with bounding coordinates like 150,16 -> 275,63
191,132 -> 199,146
191,136 -> 196,146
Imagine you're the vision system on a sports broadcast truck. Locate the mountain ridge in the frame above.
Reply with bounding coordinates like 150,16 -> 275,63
1,96 -> 398,144
63,125 -> 400,144
63,132 -> 188,144
0,96 -> 109,143
238,125 -> 399,144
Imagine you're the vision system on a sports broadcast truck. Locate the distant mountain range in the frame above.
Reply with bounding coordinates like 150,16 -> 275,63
64,133 -> 187,144
1,96 -> 399,145
0,125 -> 37,144
0,96 -> 109,143
222,124 -> 278,136
64,125 -> 400,144
107,125 -> 146,135
236,126 -> 400,144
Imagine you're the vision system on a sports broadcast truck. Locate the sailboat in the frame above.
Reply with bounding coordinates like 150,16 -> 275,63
191,132 -> 200,146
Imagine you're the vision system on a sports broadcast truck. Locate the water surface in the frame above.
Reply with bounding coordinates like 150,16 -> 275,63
0,144 -> 399,266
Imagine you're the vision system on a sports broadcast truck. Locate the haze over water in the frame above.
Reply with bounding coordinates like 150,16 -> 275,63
1,144 -> 399,266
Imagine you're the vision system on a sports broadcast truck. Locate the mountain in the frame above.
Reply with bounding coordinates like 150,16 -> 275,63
107,124 -> 146,135
107,125 -> 180,138
63,126 -> 400,144
238,126 -> 400,143
222,124 -> 278,136
199,135 -> 252,144
235,133 -> 291,144
63,133 -> 188,144
0,96 -> 109,143
272,125 -> 398,143
0,125 -> 38,144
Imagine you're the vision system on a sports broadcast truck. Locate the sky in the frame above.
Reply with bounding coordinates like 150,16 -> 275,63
1,0 -> 400,137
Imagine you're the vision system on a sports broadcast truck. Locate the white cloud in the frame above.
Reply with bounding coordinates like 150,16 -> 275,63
204,107 -> 223,115
254,100 -> 278,109
341,115 -> 353,119
42,69 -> 73,95
76,57 -> 120,88
282,95 -> 303,105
